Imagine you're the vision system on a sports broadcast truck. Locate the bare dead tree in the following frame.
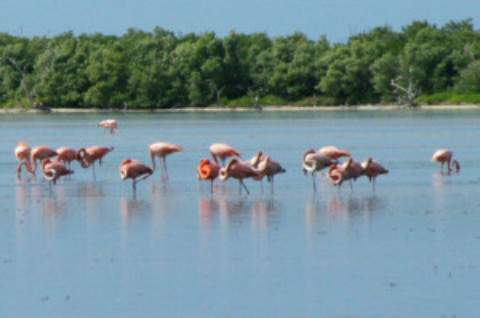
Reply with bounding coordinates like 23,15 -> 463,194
390,68 -> 419,107
7,57 -> 39,109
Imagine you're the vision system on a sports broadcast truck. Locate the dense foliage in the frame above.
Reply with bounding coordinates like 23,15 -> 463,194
2,19 -> 480,109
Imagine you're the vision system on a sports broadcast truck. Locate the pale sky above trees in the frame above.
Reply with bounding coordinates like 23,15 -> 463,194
0,0 -> 478,43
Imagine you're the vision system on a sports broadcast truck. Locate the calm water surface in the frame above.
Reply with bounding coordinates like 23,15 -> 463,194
1,110 -> 480,317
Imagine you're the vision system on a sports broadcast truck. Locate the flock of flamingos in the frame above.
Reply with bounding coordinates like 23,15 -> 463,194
13,119 -> 461,194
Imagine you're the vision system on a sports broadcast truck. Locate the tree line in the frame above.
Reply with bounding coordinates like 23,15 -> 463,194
1,19 -> 480,109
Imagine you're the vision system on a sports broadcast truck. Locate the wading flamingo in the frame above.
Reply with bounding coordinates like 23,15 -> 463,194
247,151 -> 286,194
98,119 -> 118,134
41,158 -> 74,188
14,141 -> 35,178
31,146 -> 58,175
219,157 -> 268,195
361,157 -> 389,192
56,147 -> 77,169
76,146 -> 114,179
327,157 -> 364,188
431,149 -> 460,173
302,148 -> 336,191
197,158 -> 220,193
119,159 -> 153,190
209,143 -> 242,167
149,142 -> 183,181
318,146 -> 351,160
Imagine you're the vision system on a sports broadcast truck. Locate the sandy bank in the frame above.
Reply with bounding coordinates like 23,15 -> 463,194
1,104 -> 479,114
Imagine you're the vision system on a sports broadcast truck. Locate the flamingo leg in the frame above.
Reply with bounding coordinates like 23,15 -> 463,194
240,180 -> 250,195
312,173 -> 317,192
163,157 -> 168,181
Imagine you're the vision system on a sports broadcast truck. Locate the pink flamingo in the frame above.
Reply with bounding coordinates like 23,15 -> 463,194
119,159 -> 153,190
14,141 -> 35,177
98,119 -> 118,134
302,148 -> 336,191
219,157 -> 268,195
149,142 -> 183,181
31,146 -> 58,175
328,157 -> 364,188
361,157 -> 389,192
431,149 -> 460,173
318,145 -> 351,160
209,143 -> 242,167
197,158 -> 221,193
76,146 -> 114,179
247,151 -> 286,193
56,147 -> 77,169
41,158 -> 74,188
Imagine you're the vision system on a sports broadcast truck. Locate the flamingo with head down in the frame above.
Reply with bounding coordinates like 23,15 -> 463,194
76,146 -> 114,179
119,159 -> 153,190
31,146 -> 58,175
149,142 -> 183,181
41,158 -> 74,188
209,143 -> 242,167
219,157 -> 269,195
14,141 -> 35,178
431,149 -> 460,173
56,147 -> 77,170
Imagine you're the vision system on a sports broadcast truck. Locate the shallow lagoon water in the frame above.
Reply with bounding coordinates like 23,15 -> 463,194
2,110 -> 480,317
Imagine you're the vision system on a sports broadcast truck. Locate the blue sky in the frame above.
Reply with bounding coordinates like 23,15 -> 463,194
0,0 -> 478,43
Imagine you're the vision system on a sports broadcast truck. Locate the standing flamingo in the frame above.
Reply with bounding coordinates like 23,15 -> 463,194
41,158 -> 74,188
119,159 -> 153,190
149,142 -> 183,181
31,146 -> 58,175
197,158 -> 221,193
247,151 -> 286,194
209,143 -> 242,167
98,119 -> 118,134
318,145 -> 351,160
14,141 -> 35,177
56,147 -> 77,170
76,146 -> 114,179
302,148 -> 336,191
361,157 -> 389,192
431,149 -> 460,173
219,157 -> 268,195
328,158 -> 364,188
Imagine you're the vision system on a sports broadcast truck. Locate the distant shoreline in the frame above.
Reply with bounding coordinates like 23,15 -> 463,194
1,104 -> 480,114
